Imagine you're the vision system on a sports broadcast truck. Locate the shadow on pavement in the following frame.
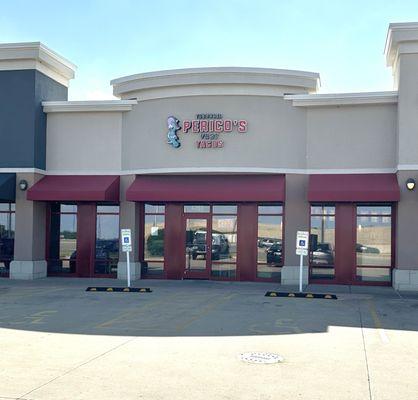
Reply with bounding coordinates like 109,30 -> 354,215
0,278 -> 417,336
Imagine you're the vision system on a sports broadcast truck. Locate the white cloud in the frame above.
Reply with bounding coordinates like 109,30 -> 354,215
68,82 -> 117,101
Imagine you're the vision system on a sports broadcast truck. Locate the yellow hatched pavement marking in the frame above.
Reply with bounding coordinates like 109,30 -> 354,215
95,293 -> 184,328
368,300 -> 390,344
175,293 -> 236,333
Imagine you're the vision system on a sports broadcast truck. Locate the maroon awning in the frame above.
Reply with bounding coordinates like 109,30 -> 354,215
308,174 -> 400,202
27,175 -> 120,202
126,175 -> 285,202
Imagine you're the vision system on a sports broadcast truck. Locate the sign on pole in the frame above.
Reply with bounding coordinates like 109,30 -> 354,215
121,229 -> 132,287
296,231 -> 309,251
121,229 -> 132,252
296,231 -> 309,293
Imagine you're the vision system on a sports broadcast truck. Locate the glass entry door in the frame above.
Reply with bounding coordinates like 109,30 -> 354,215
184,216 -> 211,278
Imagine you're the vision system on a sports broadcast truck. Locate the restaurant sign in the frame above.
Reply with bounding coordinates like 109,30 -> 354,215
166,113 -> 247,149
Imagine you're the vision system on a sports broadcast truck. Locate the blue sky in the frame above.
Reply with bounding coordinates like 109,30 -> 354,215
1,0 -> 418,100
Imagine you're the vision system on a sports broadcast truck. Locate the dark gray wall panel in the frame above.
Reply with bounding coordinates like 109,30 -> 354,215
0,70 -> 67,169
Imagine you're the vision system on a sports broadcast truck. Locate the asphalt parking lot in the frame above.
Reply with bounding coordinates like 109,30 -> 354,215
0,278 -> 417,400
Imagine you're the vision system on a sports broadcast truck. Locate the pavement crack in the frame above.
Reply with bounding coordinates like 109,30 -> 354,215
358,304 -> 373,400
17,337 -> 136,399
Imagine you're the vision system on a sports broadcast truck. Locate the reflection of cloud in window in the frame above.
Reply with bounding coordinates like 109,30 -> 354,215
97,215 -> 119,240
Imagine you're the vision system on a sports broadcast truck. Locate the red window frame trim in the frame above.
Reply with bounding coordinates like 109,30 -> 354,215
142,203 -> 167,279
46,202 -> 120,278
309,204 -> 336,281
308,202 -> 395,286
46,203 -> 78,277
208,204 -> 239,281
354,203 -> 396,284
95,205 -> 120,278
0,202 -> 15,278
254,202 -> 285,283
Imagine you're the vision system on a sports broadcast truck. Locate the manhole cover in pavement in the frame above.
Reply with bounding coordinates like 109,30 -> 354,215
240,352 -> 283,364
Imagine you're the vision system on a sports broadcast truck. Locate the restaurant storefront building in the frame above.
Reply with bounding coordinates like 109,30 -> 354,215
1,22 -> 418,290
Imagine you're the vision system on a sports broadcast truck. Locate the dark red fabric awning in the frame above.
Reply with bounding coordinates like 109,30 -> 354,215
308,174 -> 400,202
126,175 -> 285,202
27,175 -> 120,202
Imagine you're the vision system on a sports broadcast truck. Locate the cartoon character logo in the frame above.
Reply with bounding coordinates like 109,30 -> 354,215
167,116 -> 181,148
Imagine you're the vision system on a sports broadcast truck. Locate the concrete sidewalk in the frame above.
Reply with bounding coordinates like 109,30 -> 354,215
0,278 -> 417,399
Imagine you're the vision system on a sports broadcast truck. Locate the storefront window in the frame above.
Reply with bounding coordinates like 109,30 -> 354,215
95,205 -> 119,275
356,205 -> 392,282
211,205 -> 237,278
310,205 -> 335,279
257,204 -> 283,280
0,203 -> 15,277
48,204 -> 77,274
143,204 -> 165,276
184,204 -> 210,213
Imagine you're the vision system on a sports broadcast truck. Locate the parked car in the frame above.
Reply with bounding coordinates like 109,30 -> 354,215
266,242 -> 283,264
356,243 -> 380,254
191,230 -> 230,260
258,238 -> 279,248
311,243 -> 334,266
69,239 -> 119,273
0,238 -> 14,270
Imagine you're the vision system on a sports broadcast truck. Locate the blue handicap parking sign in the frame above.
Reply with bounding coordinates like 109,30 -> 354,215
299,239 -> 306,247
124,237 -> 129,243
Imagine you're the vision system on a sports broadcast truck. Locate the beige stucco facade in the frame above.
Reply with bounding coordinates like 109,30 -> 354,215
3,22 -> 418,290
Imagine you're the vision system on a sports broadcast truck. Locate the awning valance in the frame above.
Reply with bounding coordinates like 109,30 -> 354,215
308,173 -> 400,202
27,175 -> 120,202
0,173 -> 16,202
126,174 -> 285,202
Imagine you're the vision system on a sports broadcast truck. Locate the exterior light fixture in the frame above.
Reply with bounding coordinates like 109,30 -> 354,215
406,178 -> 416,191
19,179 -> 28,191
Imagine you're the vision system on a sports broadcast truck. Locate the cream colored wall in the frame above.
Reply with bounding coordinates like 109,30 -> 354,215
46,112 -> 122,172
306,104 -> 397,170
397,54 -> 418,166
44,96 -> 398,174
121,95 -> 308,171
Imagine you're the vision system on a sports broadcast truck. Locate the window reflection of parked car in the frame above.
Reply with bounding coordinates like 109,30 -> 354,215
356,243 -> 380,254
263,239 -> 276,248
191,231 -> 229,260
266,242 -> 282,264
0,238 -> 14,269
258,238 -> 278,248
69,239 -> 119,273
311,243 -> 334,266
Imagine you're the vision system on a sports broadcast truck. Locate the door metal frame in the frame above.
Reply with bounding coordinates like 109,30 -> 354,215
183,213 -> 212,279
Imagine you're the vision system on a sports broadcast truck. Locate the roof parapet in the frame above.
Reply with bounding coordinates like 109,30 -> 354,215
111,67 -> 320,99
0,42 -> 76,87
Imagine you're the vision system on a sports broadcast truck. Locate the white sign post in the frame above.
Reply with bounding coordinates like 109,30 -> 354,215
296,231 -> 309,293
121,229 -> 132,287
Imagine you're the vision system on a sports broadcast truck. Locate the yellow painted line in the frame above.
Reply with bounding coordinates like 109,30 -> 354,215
95,292 -> 186,328
175,293 -> 236,333
96,299 -> 165,328
368,300 -> 390,344
8,310 -> 58,325
275,318 -> 302,334
3,287 -> 68,298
